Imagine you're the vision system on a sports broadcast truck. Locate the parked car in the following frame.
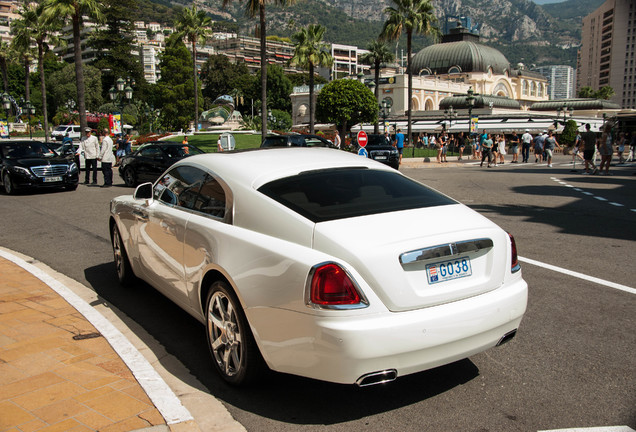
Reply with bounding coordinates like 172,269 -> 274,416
51,142 -> 101,171
1,140 -> 79,194
51,124 -> 82,142
261,134 -> 335,148
361,133 -> 400,169
118,141 -> 205,187
109,147 -> 527,386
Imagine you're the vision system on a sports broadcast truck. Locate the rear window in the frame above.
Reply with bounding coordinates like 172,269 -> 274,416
258,168 -> 456,222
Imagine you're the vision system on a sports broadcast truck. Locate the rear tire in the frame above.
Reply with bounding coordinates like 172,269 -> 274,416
205,281 -> 264,386
111,224 -> 135,286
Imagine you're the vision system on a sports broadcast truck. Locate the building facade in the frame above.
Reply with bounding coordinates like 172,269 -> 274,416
534,65 -> 576,100
577,0 -> 635,108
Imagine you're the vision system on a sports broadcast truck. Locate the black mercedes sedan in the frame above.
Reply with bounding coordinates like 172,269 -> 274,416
118,141 -> 205,187
1,140 -> 79,194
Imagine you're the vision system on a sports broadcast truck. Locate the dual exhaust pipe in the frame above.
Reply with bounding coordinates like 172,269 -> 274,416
355,329 -> 518,387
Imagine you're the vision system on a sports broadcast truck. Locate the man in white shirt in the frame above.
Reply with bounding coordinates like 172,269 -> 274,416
79,127 -> 99,184
98,129 -> 116,187
521,129 -> 533,163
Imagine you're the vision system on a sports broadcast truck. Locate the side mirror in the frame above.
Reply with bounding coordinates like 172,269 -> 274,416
133,182 -> 153,201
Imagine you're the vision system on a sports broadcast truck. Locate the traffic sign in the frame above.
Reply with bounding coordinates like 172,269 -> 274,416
357,130 -> 368,147
358,147 -> 368,158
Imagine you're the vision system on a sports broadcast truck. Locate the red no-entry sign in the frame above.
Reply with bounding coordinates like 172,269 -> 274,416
357,130 -> 368,147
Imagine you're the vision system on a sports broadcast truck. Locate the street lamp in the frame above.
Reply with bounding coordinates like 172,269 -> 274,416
556,103 -> 573,128
466,87 -> 475,134
444,105 -> 457,132
19,98 -> 35,139
109,77 -> 134,132
379,98 -> 392,133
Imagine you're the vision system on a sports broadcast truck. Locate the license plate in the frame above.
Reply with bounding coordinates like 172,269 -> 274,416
374,156 -> 387,160
426,257 -> 472,284
43,176 -> 62,182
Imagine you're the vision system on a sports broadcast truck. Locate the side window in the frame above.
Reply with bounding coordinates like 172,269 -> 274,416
154,165 -> 207,209
140,146 -> 163,159
195,174 -> 226,218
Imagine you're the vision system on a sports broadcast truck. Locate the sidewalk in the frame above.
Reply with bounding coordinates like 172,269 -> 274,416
0,255 -> 199,432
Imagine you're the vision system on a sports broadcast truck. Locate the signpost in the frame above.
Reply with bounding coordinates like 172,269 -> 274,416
357,130 -> 368,147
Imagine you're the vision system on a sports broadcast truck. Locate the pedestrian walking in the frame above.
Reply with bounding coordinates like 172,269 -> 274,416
533,132 -> 546,163
98,129 -> 116,187
598,122 -> 614,175
334,130 -> 342,149
480,133 -> 494,167
393,128 -> 404,165
544,131 -> 561,167
581,123 -> 598,175
497,134 -> 506,164
79,127 -> 99,184
458,131 -> 467,160
616,131 -> 626,164
509,132 -> 519,163
521,129 -> 532,163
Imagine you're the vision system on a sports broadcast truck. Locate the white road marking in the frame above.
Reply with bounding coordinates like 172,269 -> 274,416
519,256 -> 636,295
0,249 -> 195,425
539,427 -> 636,432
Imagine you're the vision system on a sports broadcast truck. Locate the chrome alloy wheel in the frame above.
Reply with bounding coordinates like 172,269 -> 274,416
112,226 -> 125,280
207,290 -> 243,378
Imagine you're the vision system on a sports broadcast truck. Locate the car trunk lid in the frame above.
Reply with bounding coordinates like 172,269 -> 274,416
313,204 -> 509,312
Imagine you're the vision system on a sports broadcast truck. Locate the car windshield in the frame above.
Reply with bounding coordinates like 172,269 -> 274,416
2,142 -> 58,159
258,168 -> 456,222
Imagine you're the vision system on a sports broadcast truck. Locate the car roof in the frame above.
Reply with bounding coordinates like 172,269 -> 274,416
173,147 -> 395,189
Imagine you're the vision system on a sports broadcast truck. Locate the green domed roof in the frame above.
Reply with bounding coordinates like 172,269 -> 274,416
411,41 -> 511,76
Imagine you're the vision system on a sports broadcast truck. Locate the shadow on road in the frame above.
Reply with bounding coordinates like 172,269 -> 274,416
83,261 -> 481,425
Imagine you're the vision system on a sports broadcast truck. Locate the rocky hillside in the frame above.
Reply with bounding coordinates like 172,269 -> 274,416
192,0 -> 604,67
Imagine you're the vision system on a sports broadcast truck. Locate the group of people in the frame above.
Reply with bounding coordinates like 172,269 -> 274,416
78,128 -> 131,187
572,123 -> 635,176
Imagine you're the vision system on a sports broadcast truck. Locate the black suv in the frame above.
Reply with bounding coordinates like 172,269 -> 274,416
261,134 -> 335,148
361,134 -> 399,169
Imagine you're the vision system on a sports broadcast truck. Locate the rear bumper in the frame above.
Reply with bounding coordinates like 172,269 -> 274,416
248,278 -> 528,384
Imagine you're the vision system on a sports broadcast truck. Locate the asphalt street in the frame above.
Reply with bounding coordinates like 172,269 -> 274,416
0,154 -> 634,431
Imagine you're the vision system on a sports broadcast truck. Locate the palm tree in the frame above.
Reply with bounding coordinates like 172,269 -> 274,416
174,6 -> 212,133
42,0 -> 103,133
360,40 -> 395,134
290,24 -> 333,135
0,41 -> 11,92
222,0 -> 295,139
381,0 -> 439,146
13,3 -> 63,140
9,12 -> 35,102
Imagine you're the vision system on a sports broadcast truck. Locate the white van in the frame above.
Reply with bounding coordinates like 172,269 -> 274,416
51,124 -> 82,142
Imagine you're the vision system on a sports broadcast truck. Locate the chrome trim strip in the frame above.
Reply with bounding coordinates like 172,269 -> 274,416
399,238 -> 494,265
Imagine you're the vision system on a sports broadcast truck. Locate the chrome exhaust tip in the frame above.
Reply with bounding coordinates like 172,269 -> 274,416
496,329 -> 517,346
355,369 -> 397,387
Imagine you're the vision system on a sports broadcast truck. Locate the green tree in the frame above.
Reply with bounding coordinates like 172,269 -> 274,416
42,0 -> 103,132
265,64 -> 292,112
156,34 -> 195,131
174,6 -> 212,131
222,0 -> 296,138
578,86 -> 595,98
49,63 -> 103,114
286,72 -> 327,87
316,79 -> 377,139
88,0 -> 145,102
381,0 -> 439,146
289,24 -> 333,134
360,40 -> 395,134
0,40 -> 11,92
200,54 -> 249,103
560,119 -> 578,146
596,85 -> 615,100
269,108 -> 291,131
9,9 -> 36,102
13,2 -> 63,139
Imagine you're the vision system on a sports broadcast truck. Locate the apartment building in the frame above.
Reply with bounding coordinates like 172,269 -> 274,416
578,0 -> 636,108
534,65 -> 576,100
331,44 -> 370,80
0,0 -> 18,45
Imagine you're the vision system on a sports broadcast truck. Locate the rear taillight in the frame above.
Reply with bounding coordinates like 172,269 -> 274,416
508,233 -> 521,273
306,263 -> 368,309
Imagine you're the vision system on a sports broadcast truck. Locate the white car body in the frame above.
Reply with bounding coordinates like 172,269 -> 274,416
109,148 -> 527,386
